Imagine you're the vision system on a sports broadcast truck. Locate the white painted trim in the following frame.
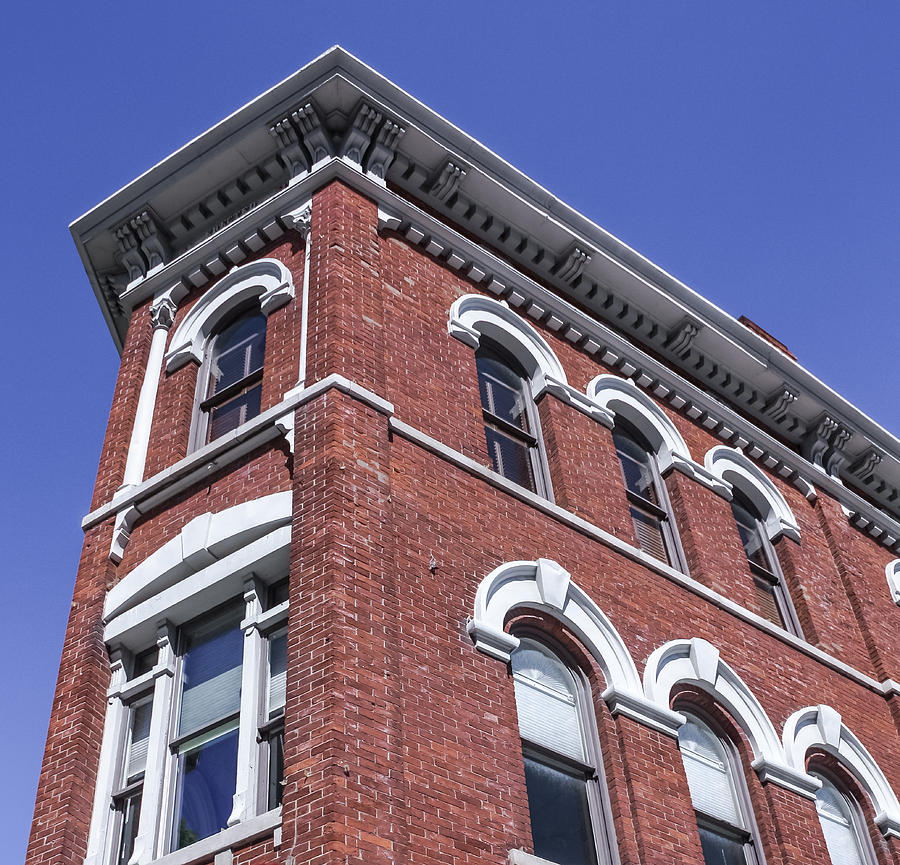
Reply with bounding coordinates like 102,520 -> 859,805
705,446 -> 802,542
885,560 -> 900,605
468,559 -> 684,736
165,258 -> 295,372
586,375 -> 690,473
643,638 -> 820,797
84,655 -> 129,865
783,705 -> 900,837
146,809 -> 280,865
448,294 -> 568,387
105,492 -> 292,621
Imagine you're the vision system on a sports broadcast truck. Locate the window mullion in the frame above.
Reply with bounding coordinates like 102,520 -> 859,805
229,579 -> 266,826
83,651 -> 129,865
130,622 -> 177,865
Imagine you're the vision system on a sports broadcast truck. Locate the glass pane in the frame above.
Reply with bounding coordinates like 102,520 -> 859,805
207,383 -> 262,441
267,728 -> 284,810
269,578 -> 290,606
179,605 -> 243,736
613,431 -> 658,503
523,756 -> 596,865
512,639 -> 584,761
173,726 -> 240,850
268,631 -> 287,717
476,352 -> 530,431
484,426 -> 536,491
133,647 -> 158,677
209,311 -> 266,395
630,506 -> 670,564
679,719 -> 742,826
816,779 -> 867,865
124,700 -> 152,782
698,825 -> 747,865
731,498 -> 769,571
115,790 -> 142,865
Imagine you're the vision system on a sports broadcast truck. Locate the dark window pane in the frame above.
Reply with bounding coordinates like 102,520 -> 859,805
267,729 -> 284,810
133,647 -> 158,677
698,825 -> 747,865
731,498 -> 769,571
477,353 -> 530,431
484,426 -> 536,491
269,578 -> 290,607
207,383 -> 262,442
179,605 -> 243,736
630,506 -> 669,564
523,756 -> 596,865
613,432 -> 658,503
174,727 -> 240,849
115,791 -> 142,865
209,311 -> 266,395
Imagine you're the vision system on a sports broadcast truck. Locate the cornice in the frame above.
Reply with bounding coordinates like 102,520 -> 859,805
69,47 -> 900,530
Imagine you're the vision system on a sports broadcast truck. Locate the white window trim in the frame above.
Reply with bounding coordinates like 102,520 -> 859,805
88,493 -> 291,865
643,638 -> 820,800
705,446 -> 801,543
811,772 -> 879,865
165,259 -> 294,373
586,375 -> 729,497
885,560 -> 900,605
783,705 -> 900,839
467,558 -> 684,737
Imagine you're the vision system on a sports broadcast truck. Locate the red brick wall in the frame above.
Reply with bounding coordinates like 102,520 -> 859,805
29,177 -> 900,865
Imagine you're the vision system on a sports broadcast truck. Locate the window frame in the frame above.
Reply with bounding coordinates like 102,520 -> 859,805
511,632 -> 619,865
476,341 -> 554,500
676,708 -> 766,865
730,489 -> 803,638
611,419 -> 687,573
810,768 -> 880,865
189,303 -> 268,451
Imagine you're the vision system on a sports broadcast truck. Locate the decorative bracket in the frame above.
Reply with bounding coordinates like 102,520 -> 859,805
665,319 -> 701,358
366,119 -> 406,181
268,102 -> 332,181
340,102 -> 382,166
113,210 -> 170,283
849,448 -> 883,484
763,385 -> 798,423
553,246 -> 591,286
428,160 -> 466,202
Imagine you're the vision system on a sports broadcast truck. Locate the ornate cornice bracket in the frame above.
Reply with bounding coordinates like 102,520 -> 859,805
763,384 -> 798,424
268,102 -> 332,181
428,160 -> 466,203
849,448 -> 884,484
553,246 -> 591,287
365,118 -> 406,181
340,102 -> 382,166
113,210 -> 170,284
665,318 -> 702,358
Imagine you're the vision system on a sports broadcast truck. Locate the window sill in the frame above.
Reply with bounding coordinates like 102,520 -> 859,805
151,808 -> 281,865
508,849 -> 562,865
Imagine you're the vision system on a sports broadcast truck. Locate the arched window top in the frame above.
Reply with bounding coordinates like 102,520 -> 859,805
783,704 -> 900,838
812,773 -> 878,865
704,446 -> 801,543
166,258 -> 294,372
886,560 -> 900,605
448,294 -> 567,388
586,375 -> 691,473
467,558 -> 684,737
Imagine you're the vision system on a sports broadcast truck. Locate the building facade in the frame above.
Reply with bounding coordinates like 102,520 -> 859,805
27,47 -> 900,865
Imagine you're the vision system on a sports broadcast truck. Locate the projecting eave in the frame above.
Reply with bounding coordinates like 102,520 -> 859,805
69,45 -> 900,525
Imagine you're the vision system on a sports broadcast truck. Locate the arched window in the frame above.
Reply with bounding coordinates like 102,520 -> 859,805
678,713 -> 763,865
511,637 -> 615,865
199,306 -> 267,444
612,420 -> 683,569
812,773 -> 877,865
476,342 -> 550,496
729,490 -> 801,636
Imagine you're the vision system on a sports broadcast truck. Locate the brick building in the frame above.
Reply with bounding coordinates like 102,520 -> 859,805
27,46 -> 900,865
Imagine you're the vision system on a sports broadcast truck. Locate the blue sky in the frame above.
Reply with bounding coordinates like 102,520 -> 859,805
2,2 -> 899,860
